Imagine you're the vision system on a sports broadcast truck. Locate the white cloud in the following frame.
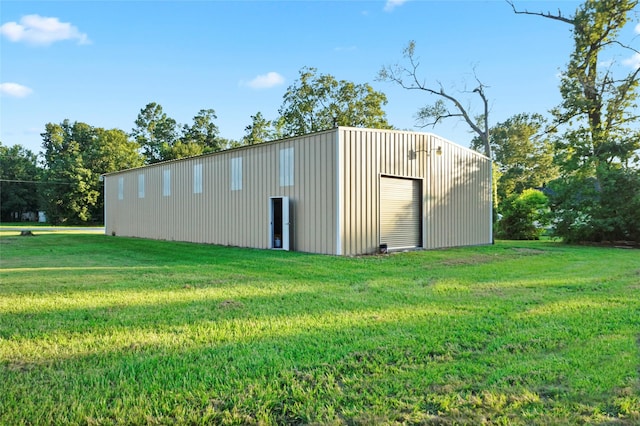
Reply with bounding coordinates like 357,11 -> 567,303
0,14 -> 90,46
635,23 -> 640,34
0,82 -> 33,98
243,72 -> 285,89
384,0 -> 408,12
623,52 -> 640,69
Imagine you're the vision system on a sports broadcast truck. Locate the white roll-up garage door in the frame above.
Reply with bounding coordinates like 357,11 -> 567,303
380,176 -> 422,249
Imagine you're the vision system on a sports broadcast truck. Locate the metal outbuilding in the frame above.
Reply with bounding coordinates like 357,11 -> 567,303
104,127 -> 492,255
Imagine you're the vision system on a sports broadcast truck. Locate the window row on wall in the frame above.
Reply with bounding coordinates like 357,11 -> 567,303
117,147 -> 295,200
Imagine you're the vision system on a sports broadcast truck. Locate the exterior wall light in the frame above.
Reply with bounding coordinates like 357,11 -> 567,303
409,146 -> 442,158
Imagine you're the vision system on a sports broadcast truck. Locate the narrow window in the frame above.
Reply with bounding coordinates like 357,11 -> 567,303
231,157 -> 242,191
138,174 -> 145,198
163,169 -> 171,197
279,147 -> 294,187
118,177 -> 124,200
193,164 -> 203,194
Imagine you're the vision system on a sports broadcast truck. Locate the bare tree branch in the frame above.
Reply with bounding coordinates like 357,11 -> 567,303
378,41 -> 491,157
604,39 -> 640,55
416,111 -> 464,128
506,0 -> 574,25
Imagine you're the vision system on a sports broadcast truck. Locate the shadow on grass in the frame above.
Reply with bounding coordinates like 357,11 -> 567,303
0,279 -> 480,342
2,235 -> 640,424
3,300 -> 638,425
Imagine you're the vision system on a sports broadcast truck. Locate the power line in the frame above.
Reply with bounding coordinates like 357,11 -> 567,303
0,179 -> 73,185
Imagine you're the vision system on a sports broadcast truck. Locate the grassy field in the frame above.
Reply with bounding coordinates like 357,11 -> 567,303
1,233 -> 639,425
0,224 -> 104,237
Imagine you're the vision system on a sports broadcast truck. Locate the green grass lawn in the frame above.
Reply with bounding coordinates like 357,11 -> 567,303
0,224 -> 105,237
1,233 -> 639,425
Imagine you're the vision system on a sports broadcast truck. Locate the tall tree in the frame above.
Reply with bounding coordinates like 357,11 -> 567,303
133,105 -> 225,161
0,142 -> 42,222
41,121 -> 99,224
131,102 -> 179,163
472,113 -> 558,207
242,112 -> 273,145
180,109 -> 222,152
90,128 -> 144,219
218,136 -> 243,150
91,128 -> 144,175
278,67 -> 392,137
41,120 -> 143,224
160,141 -> 204,161
378,41 -> 491,157
510,0 -> 640,242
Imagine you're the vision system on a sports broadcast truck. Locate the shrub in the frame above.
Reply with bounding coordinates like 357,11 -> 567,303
497,189 -> 550,240
548,167 -> 640,243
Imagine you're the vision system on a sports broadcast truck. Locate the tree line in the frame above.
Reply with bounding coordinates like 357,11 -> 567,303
379,0 -> 640,243
0,67 -> 392,225
1,0 -> 638,243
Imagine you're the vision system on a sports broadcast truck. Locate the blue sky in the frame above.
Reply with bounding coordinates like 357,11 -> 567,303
1,0 -> 638,155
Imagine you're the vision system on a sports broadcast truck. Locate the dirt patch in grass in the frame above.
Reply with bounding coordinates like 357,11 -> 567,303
441,254 -> 497,266
512,247 -> 546,255
440,248 -> 545,267
219,300 -> 244,309
5,360 -> 39,373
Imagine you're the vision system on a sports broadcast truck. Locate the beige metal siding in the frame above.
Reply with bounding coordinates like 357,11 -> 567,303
338,127 -> 491,255
105,129 -> 338,254
424,140 -> 492,249
105,127 -> 491,256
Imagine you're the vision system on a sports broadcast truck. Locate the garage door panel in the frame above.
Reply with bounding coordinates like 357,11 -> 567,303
380,177 -> 421,249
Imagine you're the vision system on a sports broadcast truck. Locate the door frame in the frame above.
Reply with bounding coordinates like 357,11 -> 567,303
269,196 -> 290,251
378,174 -> 423,250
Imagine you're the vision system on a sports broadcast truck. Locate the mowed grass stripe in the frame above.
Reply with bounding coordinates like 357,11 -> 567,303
1,233 -> 639,425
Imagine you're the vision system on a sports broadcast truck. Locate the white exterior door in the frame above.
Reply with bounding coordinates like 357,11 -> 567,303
269,196 -> 290,251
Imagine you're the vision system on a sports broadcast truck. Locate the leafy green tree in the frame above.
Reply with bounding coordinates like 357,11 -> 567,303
548,166 -> 640,242
160,141 -> 204,161
472,113 -> 558,207
511,0 -> 640,242
498,189 -> 550,240
89,128 -> 144,219
0,142 -> 42,222
181,109 -> 223,152
134,105 -> 227,162
278,67 -> 392,137
91,128 -> 144,175
41,121 -> 98,224
219,136 -> 243,150
242,112 -> 273,145
131,102 -> 179,163
41,120 -> 143,224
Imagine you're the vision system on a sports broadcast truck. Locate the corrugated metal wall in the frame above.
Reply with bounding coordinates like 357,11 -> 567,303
338,127 -> 491,255
105,127 -> 491,256
425,137 -> 492,249
105,129 -> 338,254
